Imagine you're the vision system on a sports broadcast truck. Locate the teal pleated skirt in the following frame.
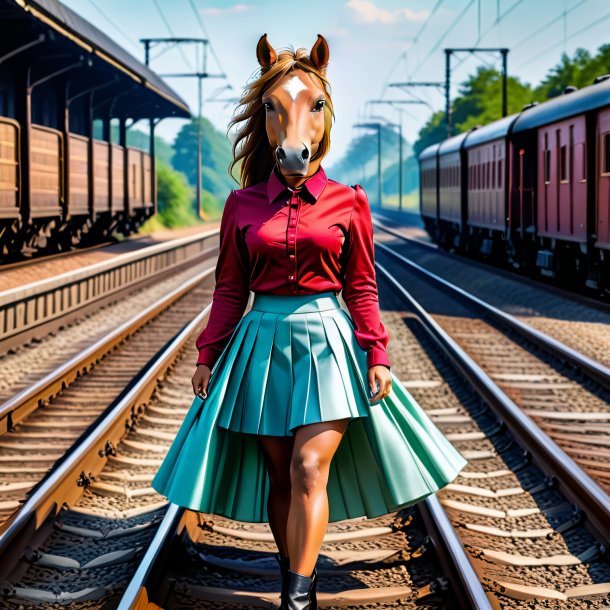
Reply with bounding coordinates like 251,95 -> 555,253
151,291 -> 467,523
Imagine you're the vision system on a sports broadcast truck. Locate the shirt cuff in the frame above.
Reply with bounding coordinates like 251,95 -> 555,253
367,348 -> 391,370
196,351 -> 216,369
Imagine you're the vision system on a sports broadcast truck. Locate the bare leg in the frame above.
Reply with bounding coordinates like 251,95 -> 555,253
287,418 -> 350,576
258,434 -> 295,557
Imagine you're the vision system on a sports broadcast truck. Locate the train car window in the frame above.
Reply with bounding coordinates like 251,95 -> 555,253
603,133 -> 610,175
498,158 -> 503,189
544,149 -> 551,183
560,144 -> 568,182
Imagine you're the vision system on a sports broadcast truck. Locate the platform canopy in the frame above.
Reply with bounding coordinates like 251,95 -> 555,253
3,0 -> 192,120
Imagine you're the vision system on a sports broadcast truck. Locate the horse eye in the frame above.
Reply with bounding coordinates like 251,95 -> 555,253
313,100 -> 325,112
263,101 -> 273,111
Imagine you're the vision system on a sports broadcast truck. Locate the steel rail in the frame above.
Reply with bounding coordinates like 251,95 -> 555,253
0,278 -> 214,557
375,257 -> 610,544
0,266 -> 216,434
373,234 -> 610,390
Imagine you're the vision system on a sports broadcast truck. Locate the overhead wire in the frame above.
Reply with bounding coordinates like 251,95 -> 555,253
187,0 -> 230,84
410,0 -> 476,79
376,0 -> 446,103
512,0 -> 588,51
86,0 -> 142,55
151,0 -> 194,69
516,7 -> 610,69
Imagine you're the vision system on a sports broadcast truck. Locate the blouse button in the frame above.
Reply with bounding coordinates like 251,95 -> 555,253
289,254 -> 295,259
288,275 -> 294,280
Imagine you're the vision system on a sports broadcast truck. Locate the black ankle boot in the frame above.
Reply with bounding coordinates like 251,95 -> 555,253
275,552 -> 290,609
286,567 -> 318,610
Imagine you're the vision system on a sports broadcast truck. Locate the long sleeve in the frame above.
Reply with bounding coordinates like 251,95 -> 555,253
342,184 -> 391,370
195,189 -> 251,369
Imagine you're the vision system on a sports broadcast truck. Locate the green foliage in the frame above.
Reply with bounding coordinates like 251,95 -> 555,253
327,126 -> 414,193
414,43 -> 610,156
413,111 -> 447,158
172,115 -> 238,204
452,67 -> 534,131
534,44 -> 610,99
413,66 -> 534,157
155,159 -> 199,228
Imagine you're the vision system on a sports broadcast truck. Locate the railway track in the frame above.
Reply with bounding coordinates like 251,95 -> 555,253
373,235 -> 610,500
0,227 -> 220,355
372,256 -> 610,606
0,215 -> 608,608
0,259 -> 219,527
0,288 -> 487,610
114,246 -> 610,608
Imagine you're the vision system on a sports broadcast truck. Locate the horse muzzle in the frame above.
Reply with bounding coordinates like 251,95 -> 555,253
275,144 -> 310,174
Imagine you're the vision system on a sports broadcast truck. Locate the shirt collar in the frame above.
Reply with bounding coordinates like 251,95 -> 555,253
267,164 -> 328,205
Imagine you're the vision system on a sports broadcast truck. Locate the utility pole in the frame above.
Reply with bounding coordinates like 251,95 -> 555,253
390,47 -> 509,138
444,47 -> 509,137
354,122 -> 383,208
369,100 -> 428,212
140,37 -> 226,220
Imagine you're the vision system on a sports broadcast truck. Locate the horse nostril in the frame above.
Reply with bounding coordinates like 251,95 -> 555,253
302,147 -> 309,160
276,147 -> 286,162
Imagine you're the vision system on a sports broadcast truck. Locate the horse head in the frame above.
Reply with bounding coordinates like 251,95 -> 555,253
256,33 -> 330,186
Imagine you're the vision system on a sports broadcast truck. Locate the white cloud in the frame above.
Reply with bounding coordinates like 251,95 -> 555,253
346,0 -> 428,25
201,3 -> 254,16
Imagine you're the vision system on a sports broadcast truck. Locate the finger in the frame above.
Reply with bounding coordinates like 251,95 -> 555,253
373,377 -> 392,402
368,369 -> 376,393
370,378 -> 384,402
370,390 -> 383,402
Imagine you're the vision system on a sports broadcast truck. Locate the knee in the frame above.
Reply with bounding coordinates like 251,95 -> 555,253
290,450 -> 328,497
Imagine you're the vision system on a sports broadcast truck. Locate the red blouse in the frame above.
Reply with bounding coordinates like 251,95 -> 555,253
195,164 -> 391,371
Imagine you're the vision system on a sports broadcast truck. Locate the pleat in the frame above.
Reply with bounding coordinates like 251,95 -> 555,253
216,312 -> 263,431
152,292 -> 468,524
319,311 -> 369,419
259,313 -> 292,434
312,312 -> 350,423
287,313 -> 313,432
328,312 -> 373,409
242,312 -> 278,433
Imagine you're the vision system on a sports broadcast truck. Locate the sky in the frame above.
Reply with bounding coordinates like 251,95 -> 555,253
63,0 -> 610,167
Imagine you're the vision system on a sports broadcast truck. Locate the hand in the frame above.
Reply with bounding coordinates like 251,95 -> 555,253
192,364 -> 212,398
368,365 -> 392,403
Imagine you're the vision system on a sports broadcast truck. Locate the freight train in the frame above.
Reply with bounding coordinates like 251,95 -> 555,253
418,74 -> 610,295
0,0 -> 190,260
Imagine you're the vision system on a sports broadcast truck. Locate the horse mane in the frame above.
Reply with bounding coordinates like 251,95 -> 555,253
226,44 -> 335,189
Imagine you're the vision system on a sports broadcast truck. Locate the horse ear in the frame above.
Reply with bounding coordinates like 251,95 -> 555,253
256,33 -> 277,69
309,34 -> 329,72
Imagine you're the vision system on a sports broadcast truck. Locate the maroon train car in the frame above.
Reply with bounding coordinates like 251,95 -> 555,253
419,74 -> 610,294
437,130 -> 472,250
462,114 -> 518,260
419,142 -> 440,237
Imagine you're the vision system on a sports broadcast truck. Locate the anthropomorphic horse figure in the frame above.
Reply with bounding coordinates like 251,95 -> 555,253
175,30 -> 465,610
226,32 -> 379,609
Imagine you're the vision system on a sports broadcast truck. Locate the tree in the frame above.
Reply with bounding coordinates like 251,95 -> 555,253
171,116 -> 237,206
155,159 -> 198,228
534,44 -> 610,99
